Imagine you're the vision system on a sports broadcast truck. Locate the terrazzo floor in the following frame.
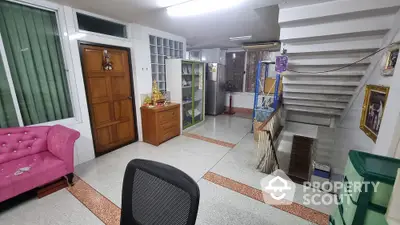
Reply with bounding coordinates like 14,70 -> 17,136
0,115 -> 332,225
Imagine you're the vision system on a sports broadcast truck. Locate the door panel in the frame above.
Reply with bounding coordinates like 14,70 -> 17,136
114,99 -> 132,121
87,77 -> 110,104
84,49 -> 104,72
111,75 -> 131,99
92,102 -> 113,125
116,121 -> 132,140
81,44 -> 137,155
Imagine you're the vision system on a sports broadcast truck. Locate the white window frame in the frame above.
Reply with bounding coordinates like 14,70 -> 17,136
73,8 -> 131,41
0,0 -> 82,127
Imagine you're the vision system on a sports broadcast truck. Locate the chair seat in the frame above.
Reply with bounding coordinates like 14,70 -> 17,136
0,151 -> 67,202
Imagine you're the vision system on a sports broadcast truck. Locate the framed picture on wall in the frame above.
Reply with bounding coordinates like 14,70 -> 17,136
360,85 -> 390,142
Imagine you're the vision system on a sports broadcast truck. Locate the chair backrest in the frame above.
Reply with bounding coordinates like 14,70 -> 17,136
120,159 -> 200,225
0,126 -> 50,164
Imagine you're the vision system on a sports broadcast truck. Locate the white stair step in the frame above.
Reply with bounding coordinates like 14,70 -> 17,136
282,70 -> 365,76
284,88 -> 354,95
283,99 -> 347,109
282,80 -> 359,86
289,57 -> 370,66
286,105 -> 342,115
283,93 -> 351,102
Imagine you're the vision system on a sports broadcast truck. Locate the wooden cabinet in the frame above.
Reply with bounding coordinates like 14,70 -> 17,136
141,103 -> 180,146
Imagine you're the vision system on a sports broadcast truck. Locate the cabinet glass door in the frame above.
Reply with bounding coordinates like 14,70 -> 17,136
193,63 -> 204,124
182,62 -> 193,129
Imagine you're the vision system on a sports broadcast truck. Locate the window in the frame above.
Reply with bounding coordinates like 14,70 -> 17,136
226,52 -> 245,92
149,35 -> 183,91
77,12 -> 127,38
245,50 -> 274,92
0,1 -> 73,128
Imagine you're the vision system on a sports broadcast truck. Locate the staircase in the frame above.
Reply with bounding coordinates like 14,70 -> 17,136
278,0 -> 400,126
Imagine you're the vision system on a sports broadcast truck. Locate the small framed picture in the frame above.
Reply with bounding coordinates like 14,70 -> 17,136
382,47 -> 399,76
360,85 -> 390,142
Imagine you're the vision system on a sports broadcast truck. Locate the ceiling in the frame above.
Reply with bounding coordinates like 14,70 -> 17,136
49,0 -> 335,49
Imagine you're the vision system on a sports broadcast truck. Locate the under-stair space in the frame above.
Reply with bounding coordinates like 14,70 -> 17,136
278,0 -> 400,126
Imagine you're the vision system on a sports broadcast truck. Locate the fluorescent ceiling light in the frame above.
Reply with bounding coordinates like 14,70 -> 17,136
229,35 -> 252,41
157,0 -> 188,8
167,0 -> 244,17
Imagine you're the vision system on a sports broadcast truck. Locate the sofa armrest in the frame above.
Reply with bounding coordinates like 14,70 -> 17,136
47,125 -> 80,173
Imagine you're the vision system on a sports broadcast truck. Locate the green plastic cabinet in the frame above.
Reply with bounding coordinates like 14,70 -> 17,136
330,150 -> 400,225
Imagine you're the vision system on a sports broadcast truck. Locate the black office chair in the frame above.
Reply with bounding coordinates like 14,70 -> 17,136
120,159 -> 200,225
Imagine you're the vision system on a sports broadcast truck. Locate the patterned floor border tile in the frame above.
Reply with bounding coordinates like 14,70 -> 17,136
67,176 -> 121,225
203,172 -> 329,225
183,132 -> 236,148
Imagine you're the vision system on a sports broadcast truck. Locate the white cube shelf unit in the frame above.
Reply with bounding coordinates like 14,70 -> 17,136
149,35 -> 184,91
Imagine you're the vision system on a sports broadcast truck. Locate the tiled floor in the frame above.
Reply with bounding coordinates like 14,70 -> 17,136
0,190 -> 103,225
74,136 -> 230,207
211,133 -> 335,215
0,115 -> 332,225
186,115 -> 252,144
196,179 -> 314,225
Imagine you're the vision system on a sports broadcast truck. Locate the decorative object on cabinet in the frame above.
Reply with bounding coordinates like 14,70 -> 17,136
166,59 -> 205,131
382,46 -> 399,76
143,95 -> 152,106
151,80 -> 166,105
360,85 -> 390,142
149,35 -> 184,92
141,103 -> 180,146
329,150 -> 400,225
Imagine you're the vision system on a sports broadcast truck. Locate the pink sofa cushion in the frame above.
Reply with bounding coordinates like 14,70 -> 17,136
0,126 -> 50,164
0,151 -> 67,202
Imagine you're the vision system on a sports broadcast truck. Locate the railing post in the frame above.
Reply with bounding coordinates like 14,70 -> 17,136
252,61 -> 262,132
273,73 -> 280,110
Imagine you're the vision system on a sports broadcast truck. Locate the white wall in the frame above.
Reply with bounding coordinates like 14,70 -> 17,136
224,92 -> 274,109
337,9 -> 400,160
199,48 -> 221,63
13,0 -> 186,166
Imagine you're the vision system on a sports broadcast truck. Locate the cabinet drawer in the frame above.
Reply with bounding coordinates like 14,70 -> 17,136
158,108 -> 179,124
161,120 -> 179,130
340,183 -> 357,225
343,159 -> 364,202
364,209 -> 388,225
330,206 -> 344,225
161,125 -> 179,142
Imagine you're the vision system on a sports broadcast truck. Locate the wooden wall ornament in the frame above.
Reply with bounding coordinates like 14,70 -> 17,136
103,50 -> 113,71
360,85 -> 390,142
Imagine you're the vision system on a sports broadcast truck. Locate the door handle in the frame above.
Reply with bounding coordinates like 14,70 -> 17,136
128,96 -> 133,100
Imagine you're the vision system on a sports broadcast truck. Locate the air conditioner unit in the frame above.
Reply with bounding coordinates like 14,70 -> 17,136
242,41 -> 281,51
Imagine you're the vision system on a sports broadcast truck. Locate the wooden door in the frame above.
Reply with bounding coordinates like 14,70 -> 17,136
80,44 -> 137,155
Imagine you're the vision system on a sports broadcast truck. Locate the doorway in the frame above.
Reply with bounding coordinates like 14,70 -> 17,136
79,43 -> 138,156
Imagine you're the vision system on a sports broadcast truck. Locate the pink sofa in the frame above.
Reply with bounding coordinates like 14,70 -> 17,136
0,125 -> 80,203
